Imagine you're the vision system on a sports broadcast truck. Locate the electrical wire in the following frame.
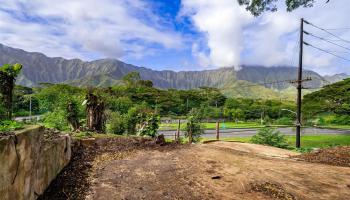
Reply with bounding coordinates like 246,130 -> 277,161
238,79 -> 295,88
304,31 -> 350,51
304,20 -> 350,44
303,42 -> 350,62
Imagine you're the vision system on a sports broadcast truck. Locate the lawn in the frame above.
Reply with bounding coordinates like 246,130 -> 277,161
159,121 -> 289,130
202,135 -> 350,149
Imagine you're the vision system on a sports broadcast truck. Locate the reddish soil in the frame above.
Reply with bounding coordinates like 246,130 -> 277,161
39,139 -> 350,200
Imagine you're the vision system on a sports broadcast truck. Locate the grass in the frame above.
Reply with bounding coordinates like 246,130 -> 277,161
0,120 -> 24,132
318,125 -> 350,130
159,121 -> 289,130
201,135 -> 350,149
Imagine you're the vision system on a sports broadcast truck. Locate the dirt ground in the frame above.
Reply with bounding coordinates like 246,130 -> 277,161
40,138 -> 350,200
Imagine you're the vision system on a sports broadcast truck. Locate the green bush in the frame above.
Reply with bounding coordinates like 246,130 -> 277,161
274,117 -> 293,125
42,110 -> 69,131
331,115 -> 350,125
184,108 -> 204,143
107,112 -> 126,135
251,128 -> 289,149
137,113 -> 160,138
0,120 -> 23,132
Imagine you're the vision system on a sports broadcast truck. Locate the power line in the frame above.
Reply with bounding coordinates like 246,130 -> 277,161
239,79 -> 294,88
325,28 -> 350,31
304,31 -> 350,51
304,20 -> 350,44
303,42 -> 350,62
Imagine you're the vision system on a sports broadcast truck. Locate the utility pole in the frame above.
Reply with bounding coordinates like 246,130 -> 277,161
29,95 -> 32,119
176,119 -> 181,143
186,98 -> 189,112
216,121 -> 220,140
296,18 -> 304,148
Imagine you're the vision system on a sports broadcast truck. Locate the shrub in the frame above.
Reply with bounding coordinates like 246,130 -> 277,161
107,112 -> 126,135
331,115 -> 350,125
274,117 -> 293,125
251,128 -> 289,149
137,113 -> 160,138
42,110 -> 69,131
0,120 -> 23,132
184,108 -> 204,143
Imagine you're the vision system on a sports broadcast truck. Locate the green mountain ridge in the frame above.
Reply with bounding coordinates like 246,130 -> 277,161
0,43 -> 347,99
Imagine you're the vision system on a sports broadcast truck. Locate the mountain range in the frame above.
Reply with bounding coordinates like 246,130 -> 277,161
0,43 -> 348,99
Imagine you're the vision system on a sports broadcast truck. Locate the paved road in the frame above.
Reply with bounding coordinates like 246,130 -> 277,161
159,127 -> 350,139
14,115 -> 41,122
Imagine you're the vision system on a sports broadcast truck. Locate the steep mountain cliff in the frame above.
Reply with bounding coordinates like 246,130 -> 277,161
0,43 -> 333,99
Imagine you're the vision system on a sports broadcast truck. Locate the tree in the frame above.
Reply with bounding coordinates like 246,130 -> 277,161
232,108 -> 244,123
137,113 -> 160,138
238,0 -> 328,16
0,63 -> 22,119
122,71 -> 141,87
66,101 -> 80,131
185,108 -> 204,143
85,91 -> 106,132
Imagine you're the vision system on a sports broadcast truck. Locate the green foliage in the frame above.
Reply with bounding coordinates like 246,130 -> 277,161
108,96 -> 133,114
0,120 -> 23,132
137,113 -> 160,138
42,110 -> 69,131
35,84 -> 84,113
0,103 -> 6,119
107,112 -> 126,135
0,63 -> 23,119
184,108 -> 204,142
251,128 -> 289,148
0,63 -> 22,77
274,117 -> 293,125
13,86 -> 40,116
122,71 -> 141,87
238,0 -> 317,16
304,78 -> 350,116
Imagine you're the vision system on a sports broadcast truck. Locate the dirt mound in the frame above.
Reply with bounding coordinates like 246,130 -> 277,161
38,137 -> 179,200
293,146 -> 350,167
205,141 -> 300,158
250,182 -> 296,200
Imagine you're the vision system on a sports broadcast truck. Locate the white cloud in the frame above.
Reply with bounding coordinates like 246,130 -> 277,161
241,0 -> 350,75
0,0 -> 183,60
180,0 -> 253,69
182,0 -> 350,75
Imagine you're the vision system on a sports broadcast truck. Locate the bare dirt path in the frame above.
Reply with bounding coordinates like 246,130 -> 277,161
40,138 -> 350,200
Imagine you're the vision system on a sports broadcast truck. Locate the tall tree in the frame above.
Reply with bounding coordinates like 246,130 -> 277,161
0,63 -> 22,119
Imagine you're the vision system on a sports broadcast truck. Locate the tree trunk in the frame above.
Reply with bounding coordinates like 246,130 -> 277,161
86,93 -> 105,133
67,102 -> 80,131
0,71 -> 14,120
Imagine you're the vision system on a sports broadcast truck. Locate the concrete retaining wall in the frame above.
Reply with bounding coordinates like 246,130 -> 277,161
0,126 -> 71,200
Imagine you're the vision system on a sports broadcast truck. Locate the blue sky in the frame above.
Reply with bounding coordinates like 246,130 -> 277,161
0,0 -> 350,75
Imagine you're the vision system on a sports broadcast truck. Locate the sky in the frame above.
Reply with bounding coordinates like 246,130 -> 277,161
0,0 -> 349,75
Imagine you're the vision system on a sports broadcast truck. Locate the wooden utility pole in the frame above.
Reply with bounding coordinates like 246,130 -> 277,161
296,18 -> 304,148
176,119 -> 181,142
216,121 -> 220,140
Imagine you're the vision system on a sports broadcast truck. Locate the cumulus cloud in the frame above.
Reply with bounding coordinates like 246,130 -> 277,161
180,0 -> 252,69
241,0 -> 350,74
0,0 -> 183,60
182,0 -> 350,75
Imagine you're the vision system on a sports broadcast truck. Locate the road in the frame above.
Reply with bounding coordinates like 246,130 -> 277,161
13,115 -> 41,122
159,127 -> 350,139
